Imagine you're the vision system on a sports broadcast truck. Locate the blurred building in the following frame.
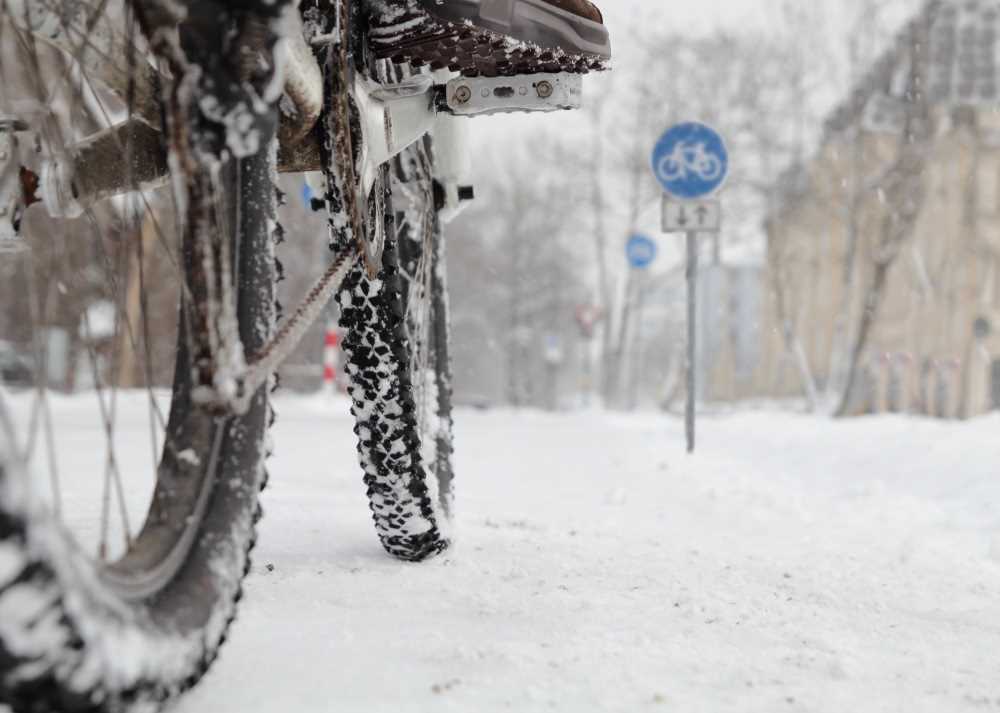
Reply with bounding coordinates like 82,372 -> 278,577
759,0 -> 1000,418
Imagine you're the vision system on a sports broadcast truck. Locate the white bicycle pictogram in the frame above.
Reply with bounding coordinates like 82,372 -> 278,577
657,140 -> 723,184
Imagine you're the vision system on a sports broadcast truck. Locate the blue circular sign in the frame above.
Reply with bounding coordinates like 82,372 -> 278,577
301,180 -> 315,206
651,122 -> 729,199
626,234 -> 657,269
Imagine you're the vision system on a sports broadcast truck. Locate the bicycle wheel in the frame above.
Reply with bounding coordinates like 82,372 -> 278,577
335,151 -> 454,561
657,154 -> 686,182
0,2 -> 282,710
305,0 -> 454,561
698,154 -> 722,182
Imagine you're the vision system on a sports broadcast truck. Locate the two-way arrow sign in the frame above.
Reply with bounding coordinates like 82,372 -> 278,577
662,199 -> 721,233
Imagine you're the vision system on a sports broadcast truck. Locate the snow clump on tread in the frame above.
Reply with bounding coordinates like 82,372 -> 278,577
336,238 -> 450,562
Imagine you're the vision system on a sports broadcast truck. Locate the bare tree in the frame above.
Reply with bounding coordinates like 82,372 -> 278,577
824,0 -> 895,410
447,136 -> 588,408
834,11 -> 935,416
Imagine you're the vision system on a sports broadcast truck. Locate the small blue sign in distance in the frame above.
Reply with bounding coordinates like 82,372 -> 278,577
626,233 -> 657,269
651,122 -> 728,200
301,180 -> 314,206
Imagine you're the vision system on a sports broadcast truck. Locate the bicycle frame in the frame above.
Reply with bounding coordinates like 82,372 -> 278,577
5,0 -> 580,215
1,0 -> 584,408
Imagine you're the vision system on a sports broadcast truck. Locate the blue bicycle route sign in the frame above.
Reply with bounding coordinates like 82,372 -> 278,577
651,122 -> 729,200
626,233 -> 657,269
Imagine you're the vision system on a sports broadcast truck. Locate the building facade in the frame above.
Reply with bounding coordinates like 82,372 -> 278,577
758,0 -> 1000,417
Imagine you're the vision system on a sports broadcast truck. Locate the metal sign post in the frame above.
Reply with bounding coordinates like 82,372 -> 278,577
651,121 -> 728,454
623,234 -> 657,412
684,231 -> 697,452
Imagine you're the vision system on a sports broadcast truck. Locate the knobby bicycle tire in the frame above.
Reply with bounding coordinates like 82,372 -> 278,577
0,148 -> 276,713
0,2 -> 283,710
311,0 -> 455,561
335,160 -> 454,561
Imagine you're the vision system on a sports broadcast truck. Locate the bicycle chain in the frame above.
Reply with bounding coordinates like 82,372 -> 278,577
237,0 -> 368,405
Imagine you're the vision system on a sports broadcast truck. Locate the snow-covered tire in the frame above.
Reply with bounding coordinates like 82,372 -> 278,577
337,218 -> 452,562
0,408 -> 267,713
0,136 -> 277,713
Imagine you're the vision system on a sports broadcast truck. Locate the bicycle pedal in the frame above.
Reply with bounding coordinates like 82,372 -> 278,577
443,72 -> 581,116
369,0 -> 609,77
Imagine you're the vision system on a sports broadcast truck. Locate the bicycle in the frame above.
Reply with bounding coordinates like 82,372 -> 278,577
656,140 -> 723,183
0,0 -> 608,710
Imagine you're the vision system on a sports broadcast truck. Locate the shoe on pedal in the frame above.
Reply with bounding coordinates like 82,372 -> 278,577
368,0 -> 610,77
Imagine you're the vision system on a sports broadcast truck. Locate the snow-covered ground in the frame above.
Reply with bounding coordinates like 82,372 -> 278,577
4,396 -> 999,711
171,398 -> 999,713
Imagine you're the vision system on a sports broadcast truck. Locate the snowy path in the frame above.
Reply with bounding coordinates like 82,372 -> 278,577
166,400 -> 1000,713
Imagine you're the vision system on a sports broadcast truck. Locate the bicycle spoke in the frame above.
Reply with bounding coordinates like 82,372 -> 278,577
0,1 -> 174,553
79,302 -> 133,555
39,0 -> 116,110
31,275 -> 63,516
136,202 -> 161,472
50,3 -> 182,469
98,445 -> 113,560
39,391 -> 62,515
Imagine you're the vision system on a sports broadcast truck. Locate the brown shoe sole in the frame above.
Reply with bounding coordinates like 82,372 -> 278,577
367,0 -> 611,77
